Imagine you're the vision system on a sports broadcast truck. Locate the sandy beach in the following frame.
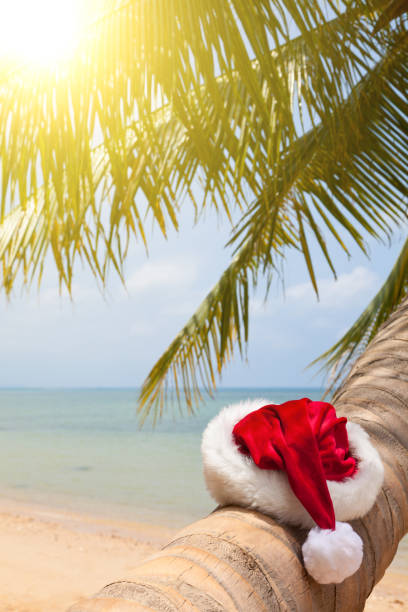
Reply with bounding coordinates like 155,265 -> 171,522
0,498 -> 406,611
0,498 -> 176,612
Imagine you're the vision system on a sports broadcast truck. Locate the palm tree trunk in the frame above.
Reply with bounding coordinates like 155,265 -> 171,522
68,298 -> 408,611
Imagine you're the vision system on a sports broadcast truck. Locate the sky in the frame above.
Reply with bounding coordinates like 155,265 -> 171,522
0,2 -> 403,392
0,203 -> 404,390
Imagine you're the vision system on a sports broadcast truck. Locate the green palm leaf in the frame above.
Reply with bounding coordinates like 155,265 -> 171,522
138,206 -> 297,424
138,30 -> 408,420
2,2 -> 390,293
374,0 -> 408,32
312,236 -> 408,391
0,0 -> 406,420
0,0 -> 392,221
231,28 -> 408,286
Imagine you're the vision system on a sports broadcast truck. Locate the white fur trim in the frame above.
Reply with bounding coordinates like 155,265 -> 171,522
201,399 -> 384,527
302,522 -> 363,584
329,421 -> 384,523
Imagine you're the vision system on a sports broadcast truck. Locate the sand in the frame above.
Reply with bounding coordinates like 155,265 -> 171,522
0,498 -> 176,612
0,498 -> 406,612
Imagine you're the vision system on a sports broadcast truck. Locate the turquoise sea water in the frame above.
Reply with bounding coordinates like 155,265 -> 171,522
0,388 -> 325,527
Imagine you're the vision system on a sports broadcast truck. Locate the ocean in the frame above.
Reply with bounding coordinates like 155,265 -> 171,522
0,387 -> 325,527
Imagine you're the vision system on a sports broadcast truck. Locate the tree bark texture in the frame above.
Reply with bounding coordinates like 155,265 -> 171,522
68,298 -> 408,611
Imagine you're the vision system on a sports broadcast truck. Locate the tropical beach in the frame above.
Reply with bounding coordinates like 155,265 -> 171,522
0,497 -> 406,612
0,388 -> 407,610
0,497 -> 175,612
0,0 -> 407,610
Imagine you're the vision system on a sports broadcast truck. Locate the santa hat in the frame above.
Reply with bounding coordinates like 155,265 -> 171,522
201,397 -> 384,584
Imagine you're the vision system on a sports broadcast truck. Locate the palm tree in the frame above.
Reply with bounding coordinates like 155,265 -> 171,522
69,293 -> 408,610
1,2 -> 406,610
0,0 -> 406,421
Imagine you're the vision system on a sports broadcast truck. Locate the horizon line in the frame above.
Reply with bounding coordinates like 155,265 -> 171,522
0,385 -> 325,390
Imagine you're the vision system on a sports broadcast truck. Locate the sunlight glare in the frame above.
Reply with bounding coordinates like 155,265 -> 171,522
0,0 -> 83,67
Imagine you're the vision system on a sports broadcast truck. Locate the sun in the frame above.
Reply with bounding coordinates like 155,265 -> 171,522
0,0 -> 84,67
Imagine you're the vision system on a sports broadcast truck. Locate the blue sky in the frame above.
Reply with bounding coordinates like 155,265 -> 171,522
0,3 -> 403,392
0,204 -> 404,389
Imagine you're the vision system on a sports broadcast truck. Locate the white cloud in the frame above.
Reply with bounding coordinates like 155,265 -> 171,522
129,321 -> 155,337
286,266 -> 377,309
126,259 -> 197,294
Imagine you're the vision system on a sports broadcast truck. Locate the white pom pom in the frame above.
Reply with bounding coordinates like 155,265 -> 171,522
302,521 -> 363,584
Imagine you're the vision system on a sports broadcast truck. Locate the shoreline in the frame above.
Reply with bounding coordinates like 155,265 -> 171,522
0,497 -> 406,611
0,495 -> 177,544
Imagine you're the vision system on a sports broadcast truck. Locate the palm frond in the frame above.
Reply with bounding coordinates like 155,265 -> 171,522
0,0 -> 392,220
138,27 -> 408,420
230,28 -> 408,288
373,0 -> 408,32
2,3 -> 391,292
0,148 -> 115,293
138,207 -> 297,424
312,236 -> 408,391
0,0 -> 406,419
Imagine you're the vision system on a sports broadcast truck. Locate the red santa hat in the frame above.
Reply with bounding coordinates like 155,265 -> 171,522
201,397 -> 384,584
